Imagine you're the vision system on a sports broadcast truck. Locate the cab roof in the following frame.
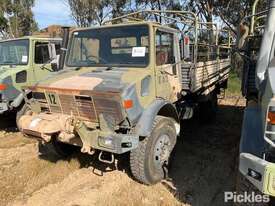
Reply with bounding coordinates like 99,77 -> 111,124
0,36 -> 62,43
72,21 -> 180,34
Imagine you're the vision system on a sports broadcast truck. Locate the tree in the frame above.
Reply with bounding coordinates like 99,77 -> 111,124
186,0 -> 214,23
10,0 -> 38,37
66,0 -> 268,35
0,0 -> 38,38
0,0 -> 10,38
214,0 -> 268,35
66,0 -> 129,26
134,0 -> 183,22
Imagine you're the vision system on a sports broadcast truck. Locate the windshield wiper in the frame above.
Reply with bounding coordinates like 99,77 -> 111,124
74,55 -> 113,71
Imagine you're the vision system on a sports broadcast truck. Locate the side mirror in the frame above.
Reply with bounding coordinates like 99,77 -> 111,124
170,56 -> 176,64
51,63 -> 58,71
48,43 -> 57,61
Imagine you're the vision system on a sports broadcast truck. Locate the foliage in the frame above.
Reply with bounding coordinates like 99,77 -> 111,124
0,0 -> 37,38
0,0 -> 268,38
214,0 -> 268,35
65,0 -> 268,36
227,71 -> 241,95
66,0 -> 130,26
66,0 -> 185,26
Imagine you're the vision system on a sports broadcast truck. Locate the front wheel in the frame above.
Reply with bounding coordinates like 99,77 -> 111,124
130,116 -> 177,185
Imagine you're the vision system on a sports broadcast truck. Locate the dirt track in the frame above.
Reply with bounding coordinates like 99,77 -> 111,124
0,95 -> 245,206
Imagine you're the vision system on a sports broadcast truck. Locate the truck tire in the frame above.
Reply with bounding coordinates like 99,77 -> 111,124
199,92 -> 218,122
130,116 -> 177,185
16,103 -> 32,131
235,172 -> 270,206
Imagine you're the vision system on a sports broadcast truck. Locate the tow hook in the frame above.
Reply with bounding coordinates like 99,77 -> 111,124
98,151 -> 114,164
81,145 -> 96,155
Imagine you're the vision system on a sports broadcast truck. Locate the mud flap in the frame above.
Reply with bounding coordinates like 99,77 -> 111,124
240,153 -> 275,196
240,105 -> 264,157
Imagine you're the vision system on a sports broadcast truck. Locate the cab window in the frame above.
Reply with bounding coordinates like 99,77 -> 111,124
67,25 -> 149,67
35,42 -> 50,64
156,31 -> 174,66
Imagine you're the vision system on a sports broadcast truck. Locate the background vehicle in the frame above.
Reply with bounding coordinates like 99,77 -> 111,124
238,0 -> 275,201
0,36 -> 62,122
18,11 -> 231,185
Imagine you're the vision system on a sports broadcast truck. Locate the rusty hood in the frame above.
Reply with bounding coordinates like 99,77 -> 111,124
28,67 -> 148,125
32,67 -> 129,93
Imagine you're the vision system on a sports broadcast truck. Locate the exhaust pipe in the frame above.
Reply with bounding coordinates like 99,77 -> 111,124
59,26 -> 71,71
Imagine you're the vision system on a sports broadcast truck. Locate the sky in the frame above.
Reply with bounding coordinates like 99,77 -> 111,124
31,0 -> 225,30
32,0 -> 75,29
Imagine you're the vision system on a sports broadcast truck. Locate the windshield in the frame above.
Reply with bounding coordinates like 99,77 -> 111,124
67,25 -> 149,67
0,39 -> 29,65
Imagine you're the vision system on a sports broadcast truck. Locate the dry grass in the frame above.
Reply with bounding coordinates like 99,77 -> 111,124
0,92 -> 245,206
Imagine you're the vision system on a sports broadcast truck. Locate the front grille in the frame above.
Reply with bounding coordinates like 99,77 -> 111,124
46,94 -> 96,121
57,94 -> 97,121
75,96 -> 97,120
33,91 -> 123,123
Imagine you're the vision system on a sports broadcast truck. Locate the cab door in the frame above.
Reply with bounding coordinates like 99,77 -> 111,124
155,29 -> 181,102
33,41 -> 60,82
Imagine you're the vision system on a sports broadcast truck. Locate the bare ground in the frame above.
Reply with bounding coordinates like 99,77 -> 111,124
0,95 -> 245,206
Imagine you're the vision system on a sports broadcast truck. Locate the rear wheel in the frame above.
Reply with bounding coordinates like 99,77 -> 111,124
130,116 -> 177,185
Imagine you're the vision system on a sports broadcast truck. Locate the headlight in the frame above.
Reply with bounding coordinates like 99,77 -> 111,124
98,136 -> 114,149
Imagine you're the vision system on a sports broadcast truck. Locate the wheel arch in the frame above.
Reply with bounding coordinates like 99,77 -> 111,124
157,103 -> 179,122
135,99 -> 179,137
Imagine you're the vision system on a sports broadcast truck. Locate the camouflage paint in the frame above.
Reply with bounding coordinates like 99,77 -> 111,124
19,21 -> 230,154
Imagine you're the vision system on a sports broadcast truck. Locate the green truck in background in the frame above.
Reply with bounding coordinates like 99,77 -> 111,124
0,36 -> 62,121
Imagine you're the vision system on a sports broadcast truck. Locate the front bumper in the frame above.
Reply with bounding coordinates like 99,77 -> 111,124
19,113 -> 139,154
240,153 -> 275,196
0,102 -> 9,114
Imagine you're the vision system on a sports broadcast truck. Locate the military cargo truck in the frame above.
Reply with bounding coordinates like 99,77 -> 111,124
17,11 -> 231,184
0,36 -> 62,121
237,0 -> 275,201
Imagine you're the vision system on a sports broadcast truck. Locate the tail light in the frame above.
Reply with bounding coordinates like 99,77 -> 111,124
265,106 -> 275,143
268,110 -> 275,125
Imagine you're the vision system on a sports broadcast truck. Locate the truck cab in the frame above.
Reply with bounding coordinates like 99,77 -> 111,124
0,36 -> 61,116
17,11 -> 231,185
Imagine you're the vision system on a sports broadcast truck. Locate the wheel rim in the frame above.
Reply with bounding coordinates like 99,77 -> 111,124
153,134 -> 171,169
